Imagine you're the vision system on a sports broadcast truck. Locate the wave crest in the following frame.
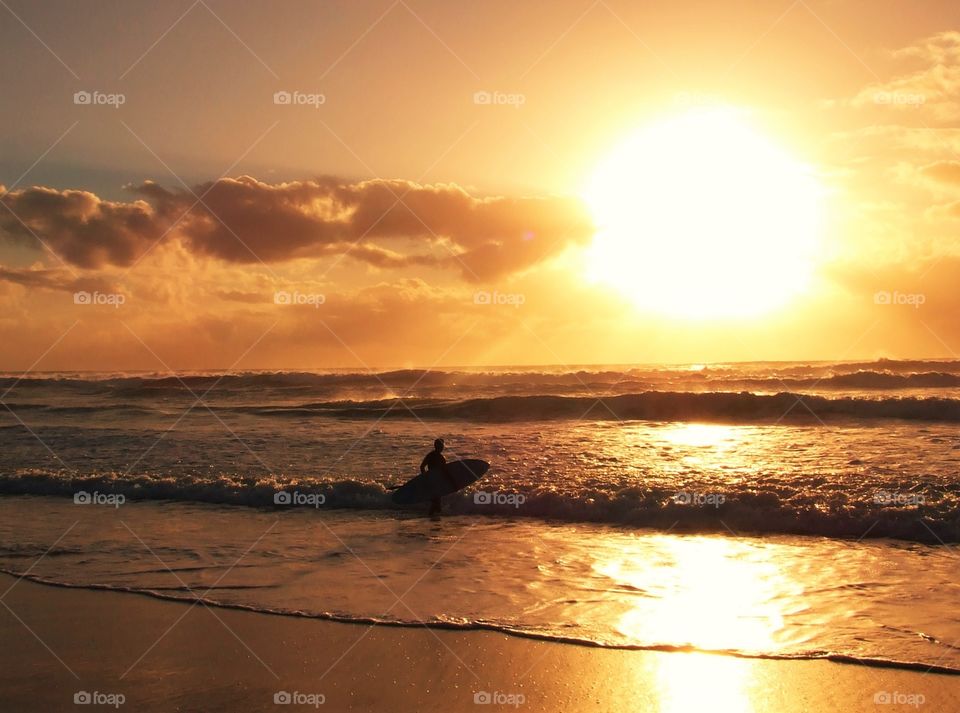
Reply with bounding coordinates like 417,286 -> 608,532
244,392 -> 960,423
1,472 -> 955,543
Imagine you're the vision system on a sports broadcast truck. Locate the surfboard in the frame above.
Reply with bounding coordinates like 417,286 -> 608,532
391,459 -> 489,505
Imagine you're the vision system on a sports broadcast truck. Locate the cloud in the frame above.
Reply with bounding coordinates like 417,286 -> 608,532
892,30 -> 960,64
925,201 -> 960,221
0,265 -> 117,294
0,186 -> 164,268
919,160 -> 960,185
848,32 -> 960,122
0,177 -> 593,282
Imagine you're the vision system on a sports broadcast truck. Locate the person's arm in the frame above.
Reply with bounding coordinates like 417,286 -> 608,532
420,455 -> 429,474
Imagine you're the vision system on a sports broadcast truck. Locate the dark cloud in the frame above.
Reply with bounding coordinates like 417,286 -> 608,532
0,185 -> 164,268
0,177 -> 593,281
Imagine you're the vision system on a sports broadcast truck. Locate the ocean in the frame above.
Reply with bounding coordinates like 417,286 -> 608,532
1,360 -> 958,673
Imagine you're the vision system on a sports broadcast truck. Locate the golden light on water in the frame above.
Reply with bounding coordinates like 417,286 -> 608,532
600,536 -> 786,654
659,423 -> 744,450
658,423 -> 749,473
602,536 -> 792,711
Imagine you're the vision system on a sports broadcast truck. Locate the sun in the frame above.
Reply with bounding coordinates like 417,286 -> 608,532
582,107 -> 825,319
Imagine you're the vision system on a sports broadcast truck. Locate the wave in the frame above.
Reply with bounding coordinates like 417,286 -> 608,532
239,392 -> 960,423
7,388 -> 960,423
0,368 -> 646,390
2,568 -> 957,675
0,403 -> 160,417
4,359 -> 960,392
1,473 -> 956,543
738,371 -> 960,390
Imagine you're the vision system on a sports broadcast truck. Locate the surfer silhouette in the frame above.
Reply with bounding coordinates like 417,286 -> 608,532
421,438 -> 450,515
392,442 -> 488,512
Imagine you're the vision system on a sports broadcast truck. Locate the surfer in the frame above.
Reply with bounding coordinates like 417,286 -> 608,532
421,438 -> 449,515
391,444 -> 488,513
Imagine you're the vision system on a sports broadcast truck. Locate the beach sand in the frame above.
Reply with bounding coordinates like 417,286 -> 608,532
1,574 -> 953,712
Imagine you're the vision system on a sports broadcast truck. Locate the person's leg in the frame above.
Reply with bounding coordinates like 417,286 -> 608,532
428,497 -> 441,515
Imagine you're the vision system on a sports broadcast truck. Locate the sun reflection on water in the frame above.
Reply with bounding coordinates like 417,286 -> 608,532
659,422 -> 744,450
599,536 -> 786,654
654,422 -> 754,474
601,535 -> 792,711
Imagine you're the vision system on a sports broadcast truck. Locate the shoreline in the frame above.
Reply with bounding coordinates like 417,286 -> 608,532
2,574 -> 956,712
3,567 -> 959,677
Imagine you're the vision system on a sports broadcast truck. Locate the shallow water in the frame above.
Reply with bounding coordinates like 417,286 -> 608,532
0,498 -> 957,672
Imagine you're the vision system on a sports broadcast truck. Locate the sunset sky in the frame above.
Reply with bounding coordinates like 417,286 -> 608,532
2,0 -> 960,370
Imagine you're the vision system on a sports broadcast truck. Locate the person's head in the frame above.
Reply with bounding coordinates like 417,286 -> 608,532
434,438 -> 444,452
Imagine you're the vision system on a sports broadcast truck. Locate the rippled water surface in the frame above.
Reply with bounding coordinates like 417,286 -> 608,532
1,499 -> 957,672
2,361 -> 958,673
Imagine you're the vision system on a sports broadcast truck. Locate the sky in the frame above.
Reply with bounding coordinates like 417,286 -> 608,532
2,0 -> 960,370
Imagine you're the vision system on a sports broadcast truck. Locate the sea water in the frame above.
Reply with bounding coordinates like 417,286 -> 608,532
0,360 -> 958,672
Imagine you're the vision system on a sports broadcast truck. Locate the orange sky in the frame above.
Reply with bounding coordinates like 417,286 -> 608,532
2,1 -> 960,370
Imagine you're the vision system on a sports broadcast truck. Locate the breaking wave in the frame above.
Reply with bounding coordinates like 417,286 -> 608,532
0,471 -> 955,543
243,391 -> 960,423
